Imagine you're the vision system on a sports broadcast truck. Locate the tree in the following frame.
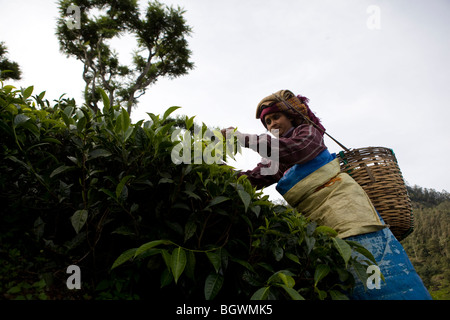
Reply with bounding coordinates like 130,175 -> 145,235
56,0 -> 194,114
0,42 -> 22,80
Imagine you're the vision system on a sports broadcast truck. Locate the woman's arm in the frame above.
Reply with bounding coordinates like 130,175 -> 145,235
222,124 -> 326,189
236,124 -> 326,167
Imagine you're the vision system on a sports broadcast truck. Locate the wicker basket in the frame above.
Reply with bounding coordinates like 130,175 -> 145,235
337,147 -> 414,241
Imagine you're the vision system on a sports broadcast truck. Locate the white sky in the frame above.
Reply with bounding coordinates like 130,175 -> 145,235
1,0 -> 449,201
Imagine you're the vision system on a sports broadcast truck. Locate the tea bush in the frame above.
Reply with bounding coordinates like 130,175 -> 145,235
0,81 -> 377,300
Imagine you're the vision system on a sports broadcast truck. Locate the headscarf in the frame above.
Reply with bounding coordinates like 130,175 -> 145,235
256,90 -> 325,134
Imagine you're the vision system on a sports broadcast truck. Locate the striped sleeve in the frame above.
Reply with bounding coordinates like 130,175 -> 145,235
236,124 -> 327,189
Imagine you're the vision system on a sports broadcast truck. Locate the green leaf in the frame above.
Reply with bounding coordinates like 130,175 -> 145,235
206,251 -> 221,273
346,240 -> 377,265
250,205 -> 261,217
70,209 -> 88,234
184,219 -> 197,242
42,137 -> 62,145
171,247 -> 187,284
23,85 -> 34,99
237,189 -> 251,212
111,248 -> 138,270
314,286 -> 328,300
63,106 -> 74,118
272,245 -> 284,261
21,121 -> 40,138
268,270 -> 295,288
184,190 -> 201,201
185,115 -> 195,130
88,148 -> 112,159
184,250 -> 196,280
62,106 -> 74,127
123,127 -> 134,142
99,188 -> 116,200
38,90 -> 46,100
314,225 -> 338,237
98,88 -> 110,111
158,177 -> 174,184
280,285 -> 305,300
204,273 -> 224,300
3,85 -> 16,93
329,290 -> 350,300
7,285 -> 22,294
314,264 -> 330,286
332,237 -> 352,267
205,196 -> 230,209
251,286 -> 271,300
134,240 -> 172,258
285,252 -> 301,265
76,116 -> 87,132
230,257 -> 255,273
352,262 -> 369,290
50,165 -> 75,178
162,106 -> 181,121
160,268 -> 173,288
114,109 -> 130,134
116,175 -> 134,199
155,121 -> 175,136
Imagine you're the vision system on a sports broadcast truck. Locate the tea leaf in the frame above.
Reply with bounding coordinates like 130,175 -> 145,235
88,148 -> 112,159
314,264 -> 330,286
206,251 -> 221,273
134,240 -> 172,258
332,237 -> 352,267
237,189 -> 251,212
204,273 -> 224,300
50,165 -> 75,178
70,209 -> 88,234
250,286 -> 271,300
171,247 -> 187,284
98,88 -> 110,111
206,196 -> 230,209
116,175 -> 134,199
280,285 -> 305,300
111,248 -> 137,270
23,86 -> 34,99
163,106 -> 181,121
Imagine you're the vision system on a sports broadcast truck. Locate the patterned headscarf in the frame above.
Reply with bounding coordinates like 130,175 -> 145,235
256,90 -> 325,134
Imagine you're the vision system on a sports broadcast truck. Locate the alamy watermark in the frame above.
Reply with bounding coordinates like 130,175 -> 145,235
367,5 -> 381,30
65,5 -> 81,30
66,265 -> 81,290
366,265 -> 382,290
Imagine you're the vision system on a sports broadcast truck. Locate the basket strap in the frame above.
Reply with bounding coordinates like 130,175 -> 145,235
273,92 -> 350,152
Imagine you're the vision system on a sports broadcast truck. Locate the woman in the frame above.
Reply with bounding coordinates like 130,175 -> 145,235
222,90 -> 432,300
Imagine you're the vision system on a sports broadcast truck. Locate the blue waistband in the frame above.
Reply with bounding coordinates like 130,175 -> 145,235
276,149 -> 336,195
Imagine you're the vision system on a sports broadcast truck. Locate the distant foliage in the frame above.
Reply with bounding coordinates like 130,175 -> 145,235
403,186 -> 450,299
0,42 -> 22,80
407,185 -> 450,207
401,193 -> 450,300
1,82 -> 377,300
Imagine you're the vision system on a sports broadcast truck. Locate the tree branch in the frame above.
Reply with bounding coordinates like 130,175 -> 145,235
127,51 -> 154,114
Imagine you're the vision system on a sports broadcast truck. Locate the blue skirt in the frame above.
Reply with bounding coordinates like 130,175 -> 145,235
345,222 -> 432,300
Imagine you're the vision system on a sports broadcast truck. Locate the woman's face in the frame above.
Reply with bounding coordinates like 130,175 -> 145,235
265,112 -> 293,137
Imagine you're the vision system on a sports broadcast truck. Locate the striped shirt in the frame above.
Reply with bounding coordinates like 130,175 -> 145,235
237,124 -> 327,189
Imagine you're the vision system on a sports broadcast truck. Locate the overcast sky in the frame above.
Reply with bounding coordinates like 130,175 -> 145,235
1,0 -> 449,201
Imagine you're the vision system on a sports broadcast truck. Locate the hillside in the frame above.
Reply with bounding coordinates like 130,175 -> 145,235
401,186 -> 450,300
